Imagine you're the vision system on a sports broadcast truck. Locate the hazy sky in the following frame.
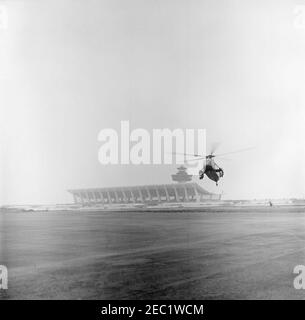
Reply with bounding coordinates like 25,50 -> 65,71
1,0 -> 305,205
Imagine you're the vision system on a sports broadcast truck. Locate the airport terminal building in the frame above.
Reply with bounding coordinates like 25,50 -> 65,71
68,166 -> 221,205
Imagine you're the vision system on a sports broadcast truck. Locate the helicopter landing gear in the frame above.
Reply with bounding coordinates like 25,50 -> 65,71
199,170 -> 204,180
216,168 -> 224,177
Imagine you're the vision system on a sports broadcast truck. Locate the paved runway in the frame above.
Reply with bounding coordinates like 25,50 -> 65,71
1,206 -> 305,299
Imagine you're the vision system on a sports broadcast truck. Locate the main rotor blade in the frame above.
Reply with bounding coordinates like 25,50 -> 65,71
184,157 -> 207,162
213,147 -> 255,158
170,152 -> 205,158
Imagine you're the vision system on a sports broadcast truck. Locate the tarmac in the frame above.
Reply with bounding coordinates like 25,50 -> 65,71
1,206 -> 305,299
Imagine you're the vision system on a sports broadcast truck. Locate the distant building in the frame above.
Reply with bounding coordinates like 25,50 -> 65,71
68,166 -> 221,205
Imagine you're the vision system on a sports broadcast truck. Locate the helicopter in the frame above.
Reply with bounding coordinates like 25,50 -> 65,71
174,146 -> 254,186
198,153 -> 224,185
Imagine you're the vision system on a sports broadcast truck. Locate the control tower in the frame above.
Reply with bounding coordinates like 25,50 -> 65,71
171,166 -> 193,183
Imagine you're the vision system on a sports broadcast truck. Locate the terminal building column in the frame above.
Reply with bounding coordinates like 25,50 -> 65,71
92,191 -> 98,204
146,187 -> 152,201
130,189 -> 136,203
164,186 -> 170,201
138,188 -> 144,203
183,185 -> 189,202
114,190 -> 119,203
90,191 -> 95,204
80,192 -> 84,205
121,189 -> 128,203
86,191 -> 91,204
106,191 -> 111,204
99,191 -> 105,204
173,186 -> 179,202
73,193 -> 78,204
193,185 -> 200,202
155,187 -> 161,202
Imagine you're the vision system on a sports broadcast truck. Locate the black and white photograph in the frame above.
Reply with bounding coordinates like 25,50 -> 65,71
0,0 -> 305,312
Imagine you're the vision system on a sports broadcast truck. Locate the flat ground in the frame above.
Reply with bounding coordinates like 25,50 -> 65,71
1,206 -> 305,299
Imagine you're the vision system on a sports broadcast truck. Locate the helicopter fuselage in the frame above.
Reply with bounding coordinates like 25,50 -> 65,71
204,165 -> 221,182
199,160 -> 224,185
